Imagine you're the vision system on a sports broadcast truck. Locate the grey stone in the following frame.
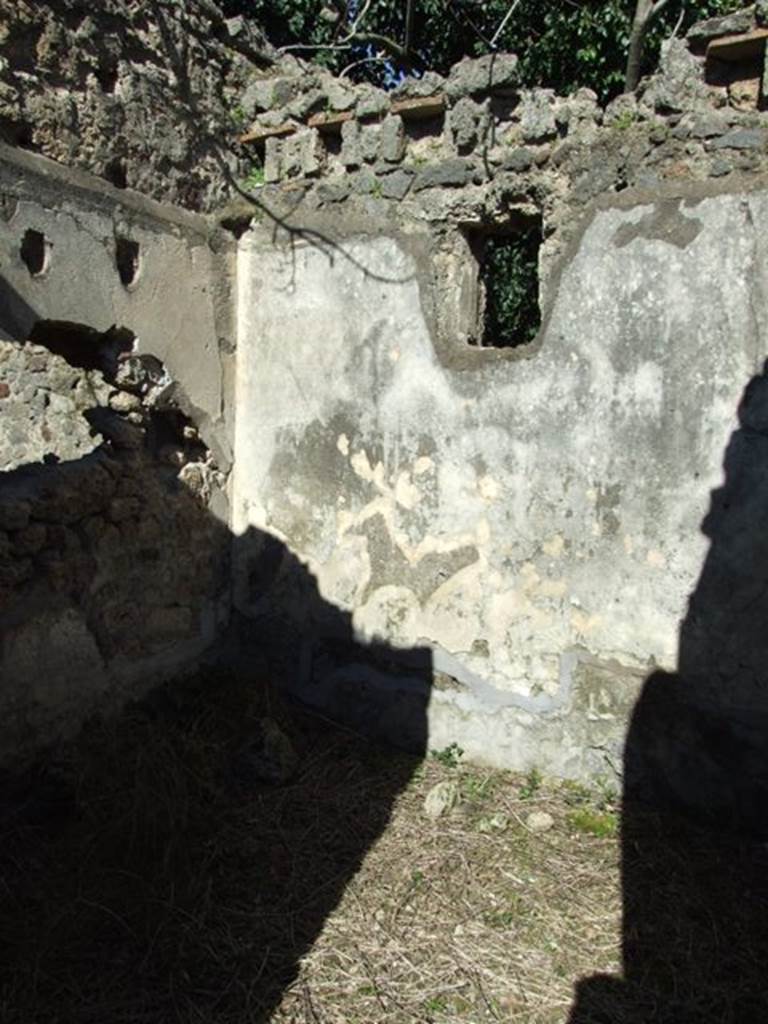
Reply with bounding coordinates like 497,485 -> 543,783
380,168 -> 414,200
264,136 -> 281,183
758,0 -> 768,27
341,119 -> 362,169
287,87 -> 325,120
360,124 -> 380,163
423,780 -> 459,819
242,77 -> 295,117
526,810 -> 554,833
446,53 -> 518,99
412,158 -> 473,190
690,111 -> 732,139
520,88 -> 557,143
709,128 -> 766,150
503,147 -> 534,172
350,168 -> 377,195
300,129 -> 325,178
326,78 -> 357,112
394,70 -> 446,99
448,96 -> 489,153
315,180 -> 352,204
712,154 -> 737,175
604,93 -> 638,127
687,9 -> 755,44
563,88 -> 601,126
356,85 -> 389,119
643,38 -> 710,113
380,115 -> 406,163
280,135 -> 303,179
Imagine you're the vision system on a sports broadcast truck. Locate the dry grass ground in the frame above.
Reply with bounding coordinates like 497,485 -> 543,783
1,671 -> 766,1023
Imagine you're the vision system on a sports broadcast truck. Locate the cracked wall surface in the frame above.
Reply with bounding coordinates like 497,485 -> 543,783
233,181 -> 768,780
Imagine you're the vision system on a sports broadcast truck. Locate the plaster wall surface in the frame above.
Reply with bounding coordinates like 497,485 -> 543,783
0,144 -> 235,759
0,143 -> 236,464
233,185 -> 768,779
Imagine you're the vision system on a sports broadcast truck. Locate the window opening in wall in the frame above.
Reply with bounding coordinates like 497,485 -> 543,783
20,228 -> 50,277
115,237 -> 140,287
470,217 -> 542,349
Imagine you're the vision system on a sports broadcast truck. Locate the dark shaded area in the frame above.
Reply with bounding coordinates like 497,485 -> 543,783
569,363 -> 768,1022
28,319 -> 135,376
0,377 -> 431,1023
115,236 -> 141,287
471,219 -> 541,349
19,228 -> 47,277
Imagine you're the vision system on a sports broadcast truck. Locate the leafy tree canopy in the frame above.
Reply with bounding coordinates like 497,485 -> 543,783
225,0 -> 745,101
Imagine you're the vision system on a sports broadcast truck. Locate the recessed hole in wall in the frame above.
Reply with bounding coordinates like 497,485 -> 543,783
20,228 -> 50,277
115,237 -> 140,287
29,320 -> 135,377
104,158 -> 128,189
468,216 -> 542,349
96,59 -> 119,94
0,118 -> 33,148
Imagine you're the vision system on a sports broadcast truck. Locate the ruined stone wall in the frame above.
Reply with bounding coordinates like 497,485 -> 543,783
232,8 -> 768,788
0,0 -> 275,210
0,143 -> 234,759
0,340 -> 229,761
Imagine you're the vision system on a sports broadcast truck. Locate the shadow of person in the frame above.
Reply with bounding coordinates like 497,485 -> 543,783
0,384 -> 431,1021
569,363 -> 768,1023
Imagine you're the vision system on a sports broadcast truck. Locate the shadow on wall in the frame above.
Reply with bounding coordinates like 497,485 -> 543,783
0,319 -> 432,1022
569,363 -> 768,1022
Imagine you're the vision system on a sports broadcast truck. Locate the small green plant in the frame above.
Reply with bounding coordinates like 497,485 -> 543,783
370,177 -> 383,198
242,165 -> 265,191
519,766 -> 543,799
561,779 -> 592,806
430,742 -> 464,769
482,901 -> 520,929
231,104 -> 247,128
567,807 -> 618,838
424,995 -> 449,1013
461,771 -> 496,804
612,108 -> 637,131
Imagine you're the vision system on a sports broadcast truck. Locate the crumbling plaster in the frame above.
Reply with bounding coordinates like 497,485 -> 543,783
0,143 -> 236,467
233,179 -> 768,778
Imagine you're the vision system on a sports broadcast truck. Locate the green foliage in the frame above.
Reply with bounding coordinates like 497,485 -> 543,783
242,165 -> 265,190
225,0 -> 746,100
480,228 -> 541,348
519,765 -> 543,799
567,807 -> 619,838
429,741 -> 464,768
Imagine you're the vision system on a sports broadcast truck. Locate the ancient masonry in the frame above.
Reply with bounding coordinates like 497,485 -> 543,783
3,0 -> 768,790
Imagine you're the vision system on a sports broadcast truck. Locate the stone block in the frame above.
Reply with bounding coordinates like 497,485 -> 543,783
380,115 -> 406,163
264,136 -> 281,183
380,168 -> 414,200
709,128 -> 765,149
446,53 -> 518,99
341,119 -> 362,169
520,88 -> 557,142
413,157 -> 473,191
503,147 -> 534,172
356,85 -> 389,119
360,124 -> 380,163
448,96 -> 489,153
300,128 -> 325,177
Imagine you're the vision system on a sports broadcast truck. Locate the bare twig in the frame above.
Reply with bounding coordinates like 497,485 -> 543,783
489,0 -> 523,49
